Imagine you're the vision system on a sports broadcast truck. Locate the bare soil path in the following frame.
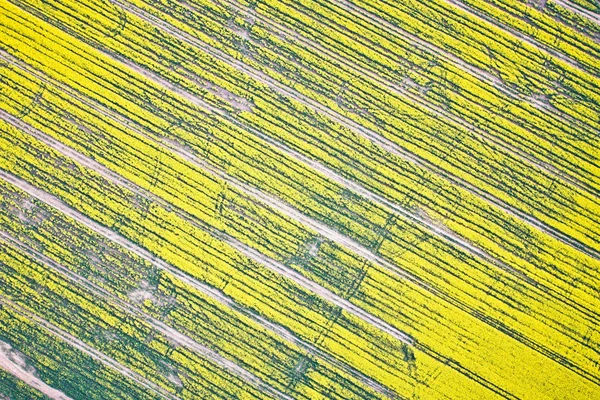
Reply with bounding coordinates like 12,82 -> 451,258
0,340 -> 73,400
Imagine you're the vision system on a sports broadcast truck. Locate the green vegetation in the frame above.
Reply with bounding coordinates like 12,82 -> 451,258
0,0 -> 598,398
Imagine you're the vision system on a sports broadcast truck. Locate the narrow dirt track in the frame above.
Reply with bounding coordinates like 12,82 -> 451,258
553,0 -> 600,25
0,111 -> 414,347
0,122 -> 398,398
111,0 -> 600,261
0,340 -> 73,400
0,231 -> 293,400
0,298 -> 177,400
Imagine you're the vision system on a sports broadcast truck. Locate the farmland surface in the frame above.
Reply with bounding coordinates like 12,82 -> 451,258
0,0 -> 599,398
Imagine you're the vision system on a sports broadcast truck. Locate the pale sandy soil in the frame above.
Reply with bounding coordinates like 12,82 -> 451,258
0,340 -> 73,400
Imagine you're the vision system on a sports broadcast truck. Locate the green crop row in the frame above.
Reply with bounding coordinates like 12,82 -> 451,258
457,0 -> 600,73
0,239 -> 271,399
6,0 -> 598,321
0,367 -> 48,400
0,302 -> 164,400
545,1 -> 600,39
0,179 -> 386,400
0,117 -> 447,398
1,52 -> 598,400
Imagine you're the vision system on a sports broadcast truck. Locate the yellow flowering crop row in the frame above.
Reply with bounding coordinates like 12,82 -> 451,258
0,240 -> 270,399
0,118 -> 465,397
6,0 -> 597,326
0,178 -> 387,400
1,55 -> 598,398
0,300 -> 164,399
1,0 -> 598,398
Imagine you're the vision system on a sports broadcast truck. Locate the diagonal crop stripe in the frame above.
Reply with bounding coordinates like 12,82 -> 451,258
0,0 -> 598,398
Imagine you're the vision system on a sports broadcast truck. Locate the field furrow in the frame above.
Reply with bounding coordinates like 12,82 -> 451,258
0,297 -> 180,400
1,60 -> 599,398
2,0 -> 596,318
7,0 -> 600,260
0,0 -> 597,398
23,0 -> 600,272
